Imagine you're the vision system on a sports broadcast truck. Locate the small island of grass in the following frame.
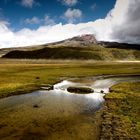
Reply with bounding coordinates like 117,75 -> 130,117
67,86 -> 94,94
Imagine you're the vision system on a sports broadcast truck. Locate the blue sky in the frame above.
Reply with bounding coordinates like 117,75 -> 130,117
0,0 -> 116,31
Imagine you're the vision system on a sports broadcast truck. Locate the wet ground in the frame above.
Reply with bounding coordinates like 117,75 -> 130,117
0,75 -> 140,140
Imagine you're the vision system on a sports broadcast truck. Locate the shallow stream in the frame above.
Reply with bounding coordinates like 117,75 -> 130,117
0,75 -> 140,140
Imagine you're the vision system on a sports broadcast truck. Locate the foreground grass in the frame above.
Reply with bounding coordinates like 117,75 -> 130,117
0,60 -> 140,98
100,82 -> 140,139
0,60 -> 140,140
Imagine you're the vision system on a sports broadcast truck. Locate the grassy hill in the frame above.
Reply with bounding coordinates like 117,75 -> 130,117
1,35 -> 140,60
2,45 -> 140,60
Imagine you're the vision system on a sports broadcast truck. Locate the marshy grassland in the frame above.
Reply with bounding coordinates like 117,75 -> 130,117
0,59 -> 140,140
101,82 -> 140,139
0,59 -> 140,98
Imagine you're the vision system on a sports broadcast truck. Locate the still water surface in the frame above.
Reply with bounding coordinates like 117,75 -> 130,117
0,76 -> 139,140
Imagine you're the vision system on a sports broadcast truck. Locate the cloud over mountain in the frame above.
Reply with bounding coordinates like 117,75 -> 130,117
0,0 -> 140,48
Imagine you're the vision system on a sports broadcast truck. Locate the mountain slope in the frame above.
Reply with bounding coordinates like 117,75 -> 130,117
1,34 -> 140,60
2,46 -> 140,60
0,34 -> 97,57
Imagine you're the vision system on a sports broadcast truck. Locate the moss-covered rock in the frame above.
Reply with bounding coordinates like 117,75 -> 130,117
67,86 -> 94,94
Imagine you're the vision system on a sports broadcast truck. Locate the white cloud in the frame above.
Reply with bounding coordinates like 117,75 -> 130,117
21,0 -> 35,8
44,15 -> 55,25
0,0 -> 140,48
0,21 -> 111,48
23,15 -> 55,25
64,8 -> 82,23
110,0 -> 140,44
0,21 -> 15,48
59,0 -> 78,6
24,16 -> 40,24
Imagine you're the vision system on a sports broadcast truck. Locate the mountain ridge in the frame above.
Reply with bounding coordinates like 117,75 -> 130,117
1,34 -> 140,60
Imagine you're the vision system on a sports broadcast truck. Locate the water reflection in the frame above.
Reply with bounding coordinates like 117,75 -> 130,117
0,75 -> 139,140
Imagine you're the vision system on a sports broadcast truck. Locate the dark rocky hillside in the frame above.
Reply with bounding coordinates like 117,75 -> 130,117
2,46 -> 140,60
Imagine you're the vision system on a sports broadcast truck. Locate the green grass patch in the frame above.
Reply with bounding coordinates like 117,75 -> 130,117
101,82 -> 140,139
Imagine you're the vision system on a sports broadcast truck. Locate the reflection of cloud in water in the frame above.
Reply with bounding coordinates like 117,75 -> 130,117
1,76 -> 139,117
54,80 -> 78,91
0,75 -> 140,140
53,80 -> 105,113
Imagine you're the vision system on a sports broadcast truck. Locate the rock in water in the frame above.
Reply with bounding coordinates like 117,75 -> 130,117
67,86 -> 94,94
